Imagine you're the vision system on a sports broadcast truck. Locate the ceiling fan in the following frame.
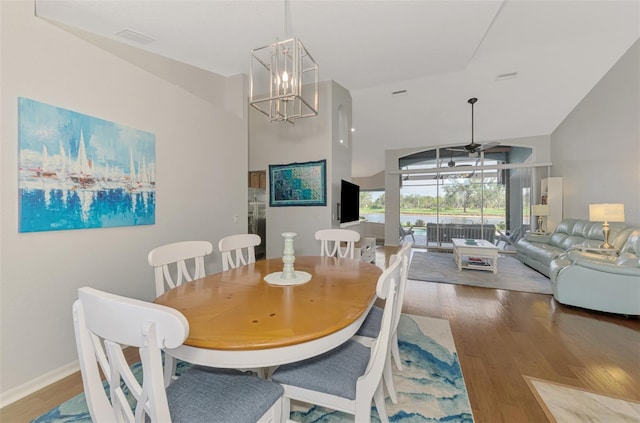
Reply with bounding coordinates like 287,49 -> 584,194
448,98 -> 500,154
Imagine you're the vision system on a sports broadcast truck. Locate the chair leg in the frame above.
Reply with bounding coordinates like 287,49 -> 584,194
383,352 -> 397,404
373,381 -> 390,423
391,333 -> 402,371
163,354 -> 177,388
281,396 -> 291,422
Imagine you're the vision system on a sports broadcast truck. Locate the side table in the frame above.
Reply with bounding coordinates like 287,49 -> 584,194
573,244 -> 620,256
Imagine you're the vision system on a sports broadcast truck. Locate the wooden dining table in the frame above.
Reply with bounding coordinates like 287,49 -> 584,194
153,255 -> 382,369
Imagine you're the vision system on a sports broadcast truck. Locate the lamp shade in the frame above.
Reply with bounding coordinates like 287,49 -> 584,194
532,204 -> 550,216
589,203 -> 625,222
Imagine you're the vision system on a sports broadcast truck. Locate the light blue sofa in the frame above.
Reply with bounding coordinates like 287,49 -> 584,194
515,219 -> 635,277
549,230 -> 640,315
515,218 -> 640,315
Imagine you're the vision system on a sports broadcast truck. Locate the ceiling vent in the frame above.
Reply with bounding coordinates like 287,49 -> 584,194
392,90 -> 407,97
495,72 -> 518,82
115,28 -> 156,45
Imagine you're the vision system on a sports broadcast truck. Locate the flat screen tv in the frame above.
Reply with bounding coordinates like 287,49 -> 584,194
340,180 -> 360,224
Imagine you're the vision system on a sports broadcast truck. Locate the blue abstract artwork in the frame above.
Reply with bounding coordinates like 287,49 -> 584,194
269,159 -> 326,207
18,98 -> 156,232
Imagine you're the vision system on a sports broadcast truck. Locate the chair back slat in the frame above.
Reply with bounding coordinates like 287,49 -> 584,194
148,241 -> 213,296
315,229 -> 360,259
218,234 -> 261,271
74,287 -> 284,423
74,287 -> 189,422
392,242 -> 412,331
359,256 -> 401,390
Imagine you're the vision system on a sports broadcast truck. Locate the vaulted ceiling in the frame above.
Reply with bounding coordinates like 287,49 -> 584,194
35,0 -> 639,177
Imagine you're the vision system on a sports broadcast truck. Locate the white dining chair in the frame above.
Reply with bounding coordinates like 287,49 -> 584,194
271,254 -> 402,423
73,286 -> 283,423
315,228 -> 360,259
147,240 -> 213,386
352,240 -> 411,403
147,240 -> 213,297
218,234 -> 261,271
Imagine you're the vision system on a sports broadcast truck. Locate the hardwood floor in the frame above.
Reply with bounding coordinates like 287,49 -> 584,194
0,347 -> 140,423
2,246 -> 639,422
398,247 -> 640,422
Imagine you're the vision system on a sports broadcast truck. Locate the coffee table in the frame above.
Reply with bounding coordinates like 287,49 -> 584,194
452,238 -> 499,274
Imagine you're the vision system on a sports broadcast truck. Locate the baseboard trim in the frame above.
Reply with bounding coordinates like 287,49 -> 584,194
0,360 -> 80,409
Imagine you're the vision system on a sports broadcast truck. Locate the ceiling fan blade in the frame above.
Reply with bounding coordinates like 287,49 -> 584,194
476,142 -> 501,151
482,146 -> 512,153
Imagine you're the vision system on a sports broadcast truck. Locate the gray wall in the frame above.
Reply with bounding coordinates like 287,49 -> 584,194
551,40 -> 640,226
249,81 -> 352,258
1,1 -> 248,402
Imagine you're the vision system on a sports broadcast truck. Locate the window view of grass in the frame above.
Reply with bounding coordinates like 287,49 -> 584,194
361,178 -> 508,231
361,146 -> 536,246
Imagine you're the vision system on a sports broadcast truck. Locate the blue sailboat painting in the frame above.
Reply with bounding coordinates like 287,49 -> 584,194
18,98 -> 156,232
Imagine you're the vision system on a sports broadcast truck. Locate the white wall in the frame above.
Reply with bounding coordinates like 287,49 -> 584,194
249,81 -> 352,258
331,82 -> 354,228
0,1 -> 248,403
551,40 -> 640,226
353,170 -> 385,190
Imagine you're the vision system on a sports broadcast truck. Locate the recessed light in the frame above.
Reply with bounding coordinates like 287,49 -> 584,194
351,128 -> 355,132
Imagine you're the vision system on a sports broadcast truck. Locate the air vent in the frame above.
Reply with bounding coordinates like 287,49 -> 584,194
392,90 -> 407,97
115,28 -> 155,45
495,72 -> 518,82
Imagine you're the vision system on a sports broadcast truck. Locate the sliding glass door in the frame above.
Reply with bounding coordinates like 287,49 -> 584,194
399,145 -> 532,249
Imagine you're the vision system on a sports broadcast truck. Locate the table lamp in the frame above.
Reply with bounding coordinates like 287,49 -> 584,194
589,203 -> 625,249
532,204 -> 550,233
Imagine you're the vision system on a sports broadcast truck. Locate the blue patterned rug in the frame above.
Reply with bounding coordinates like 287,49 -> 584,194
32,314 -> 473,422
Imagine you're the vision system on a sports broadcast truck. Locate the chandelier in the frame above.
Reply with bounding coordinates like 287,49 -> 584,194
249,0 -> 319,124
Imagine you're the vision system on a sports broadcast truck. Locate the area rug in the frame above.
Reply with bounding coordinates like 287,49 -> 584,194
32,314 -> 473,423
524,376 -> 640,422
408,251 -> 552,295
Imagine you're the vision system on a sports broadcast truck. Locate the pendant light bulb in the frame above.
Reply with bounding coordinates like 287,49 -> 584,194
249,0 -> 319,123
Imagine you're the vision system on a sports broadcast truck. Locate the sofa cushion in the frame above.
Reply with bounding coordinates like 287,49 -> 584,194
549,219 -> 597,250
620,230 -> 640,256
521,241 -> 565,265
